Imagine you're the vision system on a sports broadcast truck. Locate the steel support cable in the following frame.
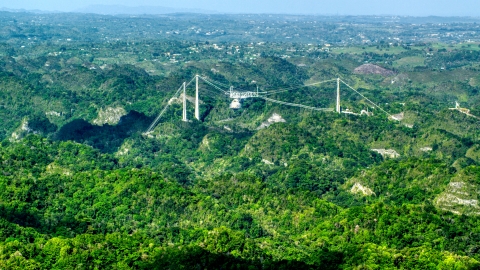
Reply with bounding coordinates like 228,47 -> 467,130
198,76 -> 226,92
198,76 -> 229,94
145,83 -> 185,133
197,88 -> 228,99
260,96 -> 334,111
202,80 -> 228,95
201,88 -> 231,99
185,76 -> 196,88
146,75 -> 235,133
264,79 -> 336,95
202,77 -> 231,88
262,79 -> 337,96
202,77 -> 335,95
339,79 -> 392,117
200,76 -> 265,94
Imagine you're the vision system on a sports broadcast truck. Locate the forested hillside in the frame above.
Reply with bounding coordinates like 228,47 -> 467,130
0,11 -> 479,269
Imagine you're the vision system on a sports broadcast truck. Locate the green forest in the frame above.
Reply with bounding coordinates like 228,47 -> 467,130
0,11 -> 480,269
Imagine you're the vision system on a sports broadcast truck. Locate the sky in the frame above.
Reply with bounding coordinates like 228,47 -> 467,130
1,0 -> 479,16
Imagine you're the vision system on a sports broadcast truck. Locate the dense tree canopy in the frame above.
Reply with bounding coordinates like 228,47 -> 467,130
0,11 -> 480,269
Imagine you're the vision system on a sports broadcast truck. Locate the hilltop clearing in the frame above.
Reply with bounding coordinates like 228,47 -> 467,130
353,63 -> 395,76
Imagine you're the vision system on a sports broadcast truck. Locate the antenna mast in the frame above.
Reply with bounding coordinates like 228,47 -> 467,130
182,82 -> 187,122
336,78 -> 341,113
195,75 -> 200,120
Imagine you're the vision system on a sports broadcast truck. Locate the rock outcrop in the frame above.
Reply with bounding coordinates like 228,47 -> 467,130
10,119 -> 33,141
257,113 -> 286,130
350,182 -> 375,196
435,181 -> 480,215
92,106 -> 127,126
371,148 -> 400,158
354,64 -> 395,76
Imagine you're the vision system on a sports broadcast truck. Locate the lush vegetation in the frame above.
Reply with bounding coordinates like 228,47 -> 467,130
1,136 -> 479,269
0,11 -> 479,269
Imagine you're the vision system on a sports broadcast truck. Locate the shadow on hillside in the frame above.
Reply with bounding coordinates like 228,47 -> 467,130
54,110 -> 153,153
0,203 -> 90,238
142,245 -> 344,270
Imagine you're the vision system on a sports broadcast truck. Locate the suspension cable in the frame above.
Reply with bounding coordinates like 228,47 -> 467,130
339,79 -> 392,117
144,83 -> 185,133
185,76 -> 196,88
260,96 -> 334,111
263,79 -> 336,96
198,76 -> 229,94
202,77 -> 231,88
146,76 -> 393,134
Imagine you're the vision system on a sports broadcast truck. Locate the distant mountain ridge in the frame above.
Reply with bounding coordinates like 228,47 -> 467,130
74,5 -> 218,15
0,7 -> 62,14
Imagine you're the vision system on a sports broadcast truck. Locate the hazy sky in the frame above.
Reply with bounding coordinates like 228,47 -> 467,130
1,0 -> 479,16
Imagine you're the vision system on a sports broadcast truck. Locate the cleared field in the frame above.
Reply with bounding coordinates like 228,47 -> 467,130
431,42 -> 480,51
332,46 -> 407,54
393,56 -> 425,68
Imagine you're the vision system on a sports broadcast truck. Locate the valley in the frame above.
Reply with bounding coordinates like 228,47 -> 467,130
0,11 -> 479,269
